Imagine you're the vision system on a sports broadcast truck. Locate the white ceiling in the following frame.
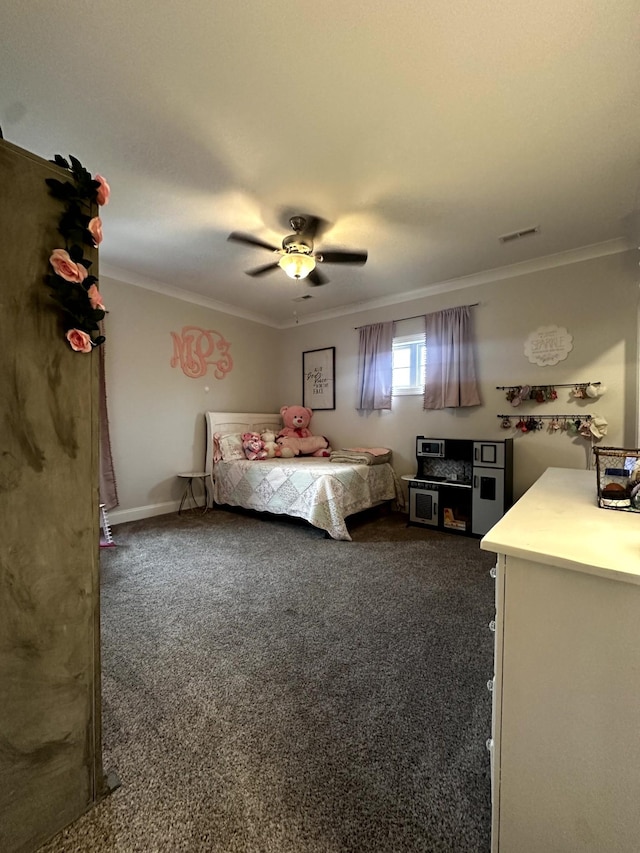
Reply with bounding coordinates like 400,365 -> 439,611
2,1 -> 639,327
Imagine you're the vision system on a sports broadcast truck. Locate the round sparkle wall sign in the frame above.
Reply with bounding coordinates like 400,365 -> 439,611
524,325 -> 573,366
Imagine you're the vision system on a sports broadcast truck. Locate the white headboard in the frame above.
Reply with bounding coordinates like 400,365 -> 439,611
204,411 -> 282,472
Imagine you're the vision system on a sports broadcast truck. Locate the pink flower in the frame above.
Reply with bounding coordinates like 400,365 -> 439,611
87,284 -> 106,312
88,216 -> 103,246
66,329 -> 93,353
50,249 -> 88,284
94,174 -> 110,206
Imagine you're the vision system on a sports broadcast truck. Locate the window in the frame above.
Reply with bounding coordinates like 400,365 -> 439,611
392,333 -> 426,395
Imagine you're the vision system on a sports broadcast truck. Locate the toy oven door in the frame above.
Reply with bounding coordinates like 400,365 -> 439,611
409,482 -> 439,527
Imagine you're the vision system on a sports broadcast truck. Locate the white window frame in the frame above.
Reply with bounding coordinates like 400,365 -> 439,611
392,332 -> 426,396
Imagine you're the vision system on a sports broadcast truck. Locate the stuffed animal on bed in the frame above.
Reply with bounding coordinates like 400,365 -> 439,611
278,405 -> 314,438
241,432 -> 268,461
278,405 -> 331,457
260,429 -> 282,459
276,434 -> 330,458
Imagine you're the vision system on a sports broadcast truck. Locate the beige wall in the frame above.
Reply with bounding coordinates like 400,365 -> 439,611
101,278 -> 281,521
104,248 -> 638,521
277,250 -> 638,501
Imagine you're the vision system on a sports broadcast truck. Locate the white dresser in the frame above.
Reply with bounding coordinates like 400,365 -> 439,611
481,467 -> 640,853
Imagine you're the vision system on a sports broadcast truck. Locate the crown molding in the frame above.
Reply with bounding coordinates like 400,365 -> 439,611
101,238 -> 632,330
99,263 -> 279,327
278,238 -> 632,328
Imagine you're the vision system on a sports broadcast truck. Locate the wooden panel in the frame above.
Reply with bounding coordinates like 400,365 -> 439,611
0,140 -> 104,853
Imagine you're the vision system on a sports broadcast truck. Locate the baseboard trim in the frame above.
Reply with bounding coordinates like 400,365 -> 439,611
109,501 -> 180,526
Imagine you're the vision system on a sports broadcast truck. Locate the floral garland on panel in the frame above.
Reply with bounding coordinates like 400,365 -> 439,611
45,155 -> 110,351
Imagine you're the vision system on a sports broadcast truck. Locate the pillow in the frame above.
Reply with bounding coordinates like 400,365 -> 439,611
213,432 -> 245,463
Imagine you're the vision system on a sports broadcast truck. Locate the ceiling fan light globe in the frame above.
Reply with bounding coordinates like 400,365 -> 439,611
278,252 -> 316,280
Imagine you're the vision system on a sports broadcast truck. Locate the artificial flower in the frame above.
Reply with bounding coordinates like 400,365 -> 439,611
66,328 -> 93,353
50,248 -> 88,284
94,174 -> 110,206
87,284 -> 106,311
46,154 -> 110,351
88,216 -> 103,246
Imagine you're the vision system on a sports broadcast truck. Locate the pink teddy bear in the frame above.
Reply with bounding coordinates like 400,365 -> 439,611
276,434 -> 330,457
241,432 -> 268,461
277,405 -> 331,457
278,405 -> 315,438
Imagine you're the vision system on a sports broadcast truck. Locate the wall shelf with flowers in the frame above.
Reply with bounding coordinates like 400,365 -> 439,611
495,381 -> 608,438
496,382 -> 606,407
496,413 -> 609,439
44,154 -> 110,352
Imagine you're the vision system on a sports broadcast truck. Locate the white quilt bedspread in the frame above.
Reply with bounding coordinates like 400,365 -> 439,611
212,457 -> 401,540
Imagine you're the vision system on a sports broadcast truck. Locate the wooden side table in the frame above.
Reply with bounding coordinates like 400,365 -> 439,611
178,472 -> 210,514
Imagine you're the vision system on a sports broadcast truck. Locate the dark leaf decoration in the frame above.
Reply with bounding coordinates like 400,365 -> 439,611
68,244 -> 84,262
51,154 -> 70,169
45,178 -> 78,201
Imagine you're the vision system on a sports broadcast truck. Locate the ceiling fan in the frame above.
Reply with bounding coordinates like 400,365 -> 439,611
227,215 -> 368,286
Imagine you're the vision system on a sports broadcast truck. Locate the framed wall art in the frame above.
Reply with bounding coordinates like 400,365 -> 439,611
302,347 -> 335,410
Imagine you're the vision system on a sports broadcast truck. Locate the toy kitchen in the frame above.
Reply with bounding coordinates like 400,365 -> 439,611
406,436 -> 513,537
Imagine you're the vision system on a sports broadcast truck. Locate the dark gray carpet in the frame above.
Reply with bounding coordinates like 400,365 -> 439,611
39,507 -> 495,853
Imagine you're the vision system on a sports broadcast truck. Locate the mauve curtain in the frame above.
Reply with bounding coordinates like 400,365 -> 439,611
98,333 -> 119,510
356,321 -> 395,410
423,306 -> 481,409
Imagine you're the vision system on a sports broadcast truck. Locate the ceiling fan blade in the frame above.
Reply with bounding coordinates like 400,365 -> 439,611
228,231 -> 280,252
307,268 -> 329,287
246,262 -> 280,277
318,250 -> 368,265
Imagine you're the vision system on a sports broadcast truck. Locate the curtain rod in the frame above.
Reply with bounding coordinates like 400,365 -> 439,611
353,303 -> 479,330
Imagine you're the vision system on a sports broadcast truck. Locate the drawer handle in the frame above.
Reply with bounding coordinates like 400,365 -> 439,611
487,678 -> 494,693
489,566 -> 497,579
489,619 -> 496,632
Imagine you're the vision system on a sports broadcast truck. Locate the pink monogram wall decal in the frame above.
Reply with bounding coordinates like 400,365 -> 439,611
170,326 -> 233,379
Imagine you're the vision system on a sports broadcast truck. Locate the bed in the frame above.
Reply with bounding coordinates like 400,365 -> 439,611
205,411 -> 402,541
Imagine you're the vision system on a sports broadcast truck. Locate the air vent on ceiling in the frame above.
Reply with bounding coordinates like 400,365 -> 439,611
292,294 -> 313,302
499,225 -> 540,244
